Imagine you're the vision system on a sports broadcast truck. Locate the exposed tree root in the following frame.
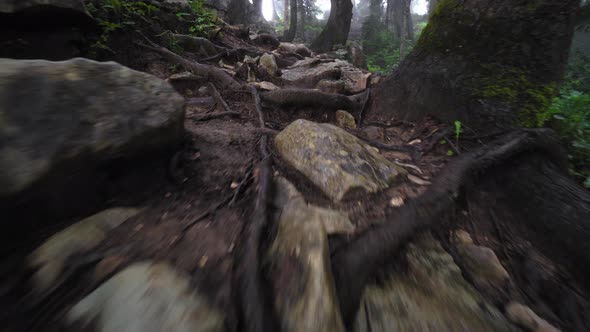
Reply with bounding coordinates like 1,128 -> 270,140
135,37 -> 242,90
330,128 -> 570,327
252,33 -> 280,48
171,34 -> 225,56
260,88 -> 361,111
231,86 -> 277,332
191,111 -> 241,122
208,82 -> 234,113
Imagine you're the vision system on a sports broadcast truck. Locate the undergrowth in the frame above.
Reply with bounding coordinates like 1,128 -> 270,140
539,52 -> 590,187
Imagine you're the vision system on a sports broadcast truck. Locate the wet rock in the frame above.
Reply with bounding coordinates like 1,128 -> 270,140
259,53 -> 279,76
335,110 -> 356,129
458,244 -> 510,290
249,81 -> 280,91
506,302 -> 560,332
341,68 -> 370,94
0,0 -> 95,60
354,234 -> 518,332
275,119 -> 403,201
0,58 -> 185,198
316,79 -> 346,94
67,262 -> 224,332
278,42 -> 312,57
28,208 -> 141,293
266,177 -> 347,332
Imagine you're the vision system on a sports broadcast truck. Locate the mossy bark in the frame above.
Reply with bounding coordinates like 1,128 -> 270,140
368,0 -> 579,130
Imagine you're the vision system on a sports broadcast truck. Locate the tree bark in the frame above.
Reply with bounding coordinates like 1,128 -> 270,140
428,0 -> 438,15
368,0 -> 580,131
310,0 -> 354,52
227,0 -> 251,24
284,0 -> 289,26
296,0 -> 305,40
283,0 -> 297,42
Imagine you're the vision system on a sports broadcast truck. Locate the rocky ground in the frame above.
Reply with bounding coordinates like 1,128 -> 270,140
1,1 -> 590,332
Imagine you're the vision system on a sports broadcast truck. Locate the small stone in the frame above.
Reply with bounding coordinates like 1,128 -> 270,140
230,181 -> 239,189
452,229 -> 473,245
390,196 -> 405,207
199,255 -> 209,268
458,244 -> 510,288
94,255 -> 127,282
250,81 -> 280,91
259,53 -> 279,76
198,86 -> 209,94
335,110 -> 357,129
506,302 -> 561,332
409,139 -> 422,145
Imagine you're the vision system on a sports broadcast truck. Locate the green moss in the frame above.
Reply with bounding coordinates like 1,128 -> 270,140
415,0 -> 472,54
474,65 -> 557,127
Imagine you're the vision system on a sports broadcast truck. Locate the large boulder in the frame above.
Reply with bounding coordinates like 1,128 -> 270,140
275,120 -> 403,202
266,178 -> 348,332
0,0 -> 95,59
67,262 -> 224,332
354,234 -> 518,332
0,58 -> 185,198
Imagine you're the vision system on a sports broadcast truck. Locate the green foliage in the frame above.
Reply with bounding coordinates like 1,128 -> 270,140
454,120 -> 462,142
539,52 -> 590,187
362,19 -> 413,74
179,0 -> 218,37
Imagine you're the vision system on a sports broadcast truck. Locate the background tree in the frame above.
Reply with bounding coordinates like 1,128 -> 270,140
283,0 -> 298,41
296,0 -> 305,40
310,0 -> 354,52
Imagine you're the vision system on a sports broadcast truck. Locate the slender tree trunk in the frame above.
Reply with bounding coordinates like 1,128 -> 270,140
404,0 -> 414,41
368,0 -> 579,131
283,0 -> 298,42
296,0 -> 305,40
284,0 -> 289,24
310,0 -> 354,52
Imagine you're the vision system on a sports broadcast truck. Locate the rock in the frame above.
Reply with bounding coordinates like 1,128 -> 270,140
316,79 -> 346,94
275,120 -> 403,201
259,53 -> 279,76
28,208 -> 141,293
0,0 -> 95,60
505,302 -> 561,332
335,110 -> 356,129
452,229 -> 474,245
266,177 -> 347,332
281,60 -> 342,87
354,233 -> 518,332
458,244 -> 510,290
67,262 -> 224,332
341,67 -> 371,94
278,42 -> 312,57
172,34 -> 220,56
249,81 -> 280,91
0,58 -> 185,198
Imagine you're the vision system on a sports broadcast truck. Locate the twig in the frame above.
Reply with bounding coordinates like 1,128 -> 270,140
191,111 -> 241,122
229,166 -> 254,206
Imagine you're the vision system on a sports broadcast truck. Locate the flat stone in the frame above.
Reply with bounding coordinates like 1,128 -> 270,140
335,110 -> 356,129
341,68 -> 370,94
67,262 -> 224,332
275,120 -> 403,201
506,302 -> 561,332
28,207 -> 141,293
249,81 -> 280,91
354,233 -> 518,332
266,177 -> 346,332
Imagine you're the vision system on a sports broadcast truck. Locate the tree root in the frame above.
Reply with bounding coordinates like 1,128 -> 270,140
191,111 -> 241,122
260,88 -> 361,111
330,128 -> 569,327
135,37 -> 242,90
208,82 -> 234,113
231,85 -> 277,332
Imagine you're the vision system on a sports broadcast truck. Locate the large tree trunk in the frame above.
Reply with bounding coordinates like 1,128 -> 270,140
368,0 -> 579,131
227,0 -> 251,24
310,0 -> 354,52
428,0 -> 438,15
296,0 -> 305,40
283,0 -> 297,42
389,0 -> 413,41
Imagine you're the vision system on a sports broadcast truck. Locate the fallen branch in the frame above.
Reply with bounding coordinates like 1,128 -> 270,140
260,88 -> 360,111
135,36 -> 242,90
330,128 -> 569,327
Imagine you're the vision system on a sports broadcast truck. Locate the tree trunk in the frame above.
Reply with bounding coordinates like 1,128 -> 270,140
428,0 -> 438,15
368,0 -> 579,131
296,0 -> 305,40
283,0 -> 297,42
227,0 -> 251,24
253,0 -> 263,20
404,0 -> 414,41
310,0 -> 354,52
284,0 -> 289,25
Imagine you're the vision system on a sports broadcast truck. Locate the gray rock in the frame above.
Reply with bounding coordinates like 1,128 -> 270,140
67,262 -> 224,332
277,42 -> 312,57
505,302 -> 560,332
0,58 -> 185,197
259,53 -> 279,76
28,207 -> 141,293
316,79 -> 346,94
275,120 -> 403,201
335,110 -> 356,129
266,177 -> 347,332
354,234 -> 518,332
457,244 -> 510,291
341,68 -> 370,94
